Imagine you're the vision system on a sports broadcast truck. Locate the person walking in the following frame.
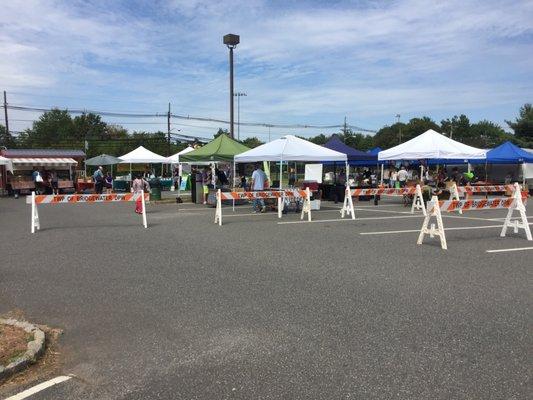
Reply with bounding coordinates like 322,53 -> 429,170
104,172 -> 113,194
32,168 -> 43,194
93,166 -> 104,194
251,163 -> 267,213
132,175 -> 150,214
50,170 -> 59,195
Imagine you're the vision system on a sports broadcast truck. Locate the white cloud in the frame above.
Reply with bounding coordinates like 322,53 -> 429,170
1,0 -> 532,136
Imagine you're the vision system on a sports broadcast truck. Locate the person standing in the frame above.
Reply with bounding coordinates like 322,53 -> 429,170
93,166 -> 104,194
397,166 -> 408,188
104,172 -> 113,194
390,168 -> 398,189
383,166 -> 390,187
251,163 -> 267,213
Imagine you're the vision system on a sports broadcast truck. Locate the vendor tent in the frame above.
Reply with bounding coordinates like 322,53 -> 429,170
85,154 -> 122,166
235,135 -> 347,163
0,156 -> 13,173
119,146 -> 167,164
166,146 -> 195,164
368,147 -> 382,155
323,135 -> 376,163
378,129 -> 486,161
471,141 -> 533,164
180,134 -> 250,163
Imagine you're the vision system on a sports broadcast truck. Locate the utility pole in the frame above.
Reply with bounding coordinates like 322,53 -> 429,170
396,114 -> 401,143
3,91 -> 9,136
167,102 -> 171,156
234,92 -> 246,141
343,116 -> 347,135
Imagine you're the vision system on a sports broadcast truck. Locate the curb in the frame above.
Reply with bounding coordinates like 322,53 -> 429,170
0,318 -> 46,381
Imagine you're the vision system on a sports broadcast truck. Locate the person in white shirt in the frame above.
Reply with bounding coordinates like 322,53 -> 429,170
397,166 -> 409,187
390,169 -> 398,188
251,163 -> 267,213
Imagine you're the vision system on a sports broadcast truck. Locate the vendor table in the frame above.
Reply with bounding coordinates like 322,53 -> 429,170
113,180 -> 130,192
160,178 -> 173,190
76,181 -> 95,193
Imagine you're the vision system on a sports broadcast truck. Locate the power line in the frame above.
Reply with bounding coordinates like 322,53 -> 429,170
7,104 -> 377,133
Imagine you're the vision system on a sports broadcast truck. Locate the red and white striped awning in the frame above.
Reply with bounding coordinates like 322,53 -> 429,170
10,157 -> 78,166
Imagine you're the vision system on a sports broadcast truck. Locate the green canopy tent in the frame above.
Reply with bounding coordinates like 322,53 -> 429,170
180,134 -> 250,163
181,135 -> 250,204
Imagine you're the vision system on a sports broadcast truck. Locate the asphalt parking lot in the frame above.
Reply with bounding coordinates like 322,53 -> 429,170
1,196 -> 531,399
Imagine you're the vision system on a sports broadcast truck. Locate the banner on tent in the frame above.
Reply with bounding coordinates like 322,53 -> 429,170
418,183 -> 530,250
28,191 -> 148,233
341,184 -> 426,219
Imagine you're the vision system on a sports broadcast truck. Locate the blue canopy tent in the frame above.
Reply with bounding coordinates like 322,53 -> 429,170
367,147 -> 382,155
323,135 -> 377,166
470,141 -> 533,185
470,141 -> 533,164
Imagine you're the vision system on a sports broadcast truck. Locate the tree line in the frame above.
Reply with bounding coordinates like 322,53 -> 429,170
0,104 -> 531,156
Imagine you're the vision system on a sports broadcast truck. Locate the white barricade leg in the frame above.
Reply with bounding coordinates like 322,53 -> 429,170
500,184 -> 532,240
411,184 -> 426,216
417,196 -> 447,249
141,192 -> 148,228
449,183 -> 462,214
30,191 -> 40,234
300,187 -> 312,221
214,189 -> 222,226
340,186 -> 355,220
347,189 -> 355,220
278,196 -> 283,219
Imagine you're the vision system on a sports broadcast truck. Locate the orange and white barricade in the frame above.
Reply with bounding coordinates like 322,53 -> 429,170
341,184 -> 425,219
27,191 -> 149,233
448,183 -> 515,215
214,188 -> 311,226
418,183 -> 531,250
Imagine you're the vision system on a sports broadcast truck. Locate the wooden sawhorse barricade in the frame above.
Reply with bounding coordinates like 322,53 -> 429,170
341,184 -> 426,219
418,183 -> 531,250
447,183 -> 515,214
214,188 -> 311,226
27,191 -> 149,233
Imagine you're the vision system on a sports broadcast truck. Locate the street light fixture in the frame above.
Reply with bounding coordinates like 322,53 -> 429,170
234,92 -> 247,140
395,114 -> 401,143
223,33 -> 240,139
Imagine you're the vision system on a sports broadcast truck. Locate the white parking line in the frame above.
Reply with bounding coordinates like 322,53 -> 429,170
486,246 -> 533,253
5,375 -> 73,400
360,222 -> 533,235
278,215 -> 422,225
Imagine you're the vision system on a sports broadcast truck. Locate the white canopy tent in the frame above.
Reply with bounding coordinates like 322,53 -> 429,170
234,135 -> 347,188
119,146 -> 167,164
377,129 -> 486,184
0,156 -> 13,173
378,129 -> 486,161
119,146 -> 167,180
166,146 -> 195,164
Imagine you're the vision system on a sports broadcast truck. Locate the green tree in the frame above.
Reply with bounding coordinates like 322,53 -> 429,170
341,130 -> 374,151
214,128 -> 229,138
506,103 -> 533,144
440,114 -> 472,144
0,124 -> 17,148
469,120 -> 511,148
373,123 -> 405,149
23,109 -> 75,148
241,136 -> 263,148
306,133 -> 328,145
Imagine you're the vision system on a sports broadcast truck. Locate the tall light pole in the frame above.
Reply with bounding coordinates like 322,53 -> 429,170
395,114 -> 401,143
234,92 -> 246,140
223,33 -> 240,139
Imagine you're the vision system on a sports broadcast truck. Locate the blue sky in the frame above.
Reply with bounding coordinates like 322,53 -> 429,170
1,0 -> 532,141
